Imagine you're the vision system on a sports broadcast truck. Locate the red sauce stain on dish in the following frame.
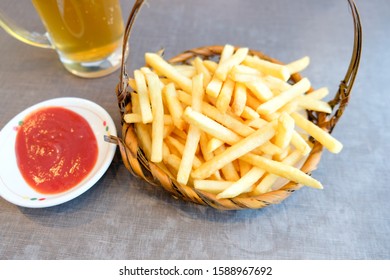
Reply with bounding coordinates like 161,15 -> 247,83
15,107 -> 98,194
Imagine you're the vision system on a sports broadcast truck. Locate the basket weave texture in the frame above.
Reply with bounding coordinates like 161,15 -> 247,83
111,0 -> 362,210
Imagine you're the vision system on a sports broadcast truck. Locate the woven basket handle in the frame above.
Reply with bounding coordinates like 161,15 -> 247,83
116,0 -> 362,130
326,0 -> 362,132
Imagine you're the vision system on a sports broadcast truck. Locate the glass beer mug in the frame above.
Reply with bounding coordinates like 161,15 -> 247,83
0,0 -> 125,78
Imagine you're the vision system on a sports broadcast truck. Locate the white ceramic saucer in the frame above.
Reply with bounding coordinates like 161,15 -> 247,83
0,97 -> 117,208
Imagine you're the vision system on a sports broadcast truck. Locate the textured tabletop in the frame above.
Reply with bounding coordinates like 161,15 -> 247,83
0,0 -> 389,260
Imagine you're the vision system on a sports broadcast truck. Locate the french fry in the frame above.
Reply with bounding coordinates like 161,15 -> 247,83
203,60 -> 218,73
263,75 -> 292,93
164,83 -> 186,130
215,47 -> 249,81
220,44 -> 235,62
191,123 -> 275,180
291,131 -> 312,156
163,115 -> 173,126
257,77 -> 311,115
140,67 -> 165,88
165,154 -> 181,173
217,167 -> 266,199
177,126 -> 200,183
193,57 -> 212,88
204,45 -> 235,98
163,124 -> 175,139
131,92 -> 152,159
128,78 -> 137,90
164,139 -> 181,158
245,91 -> 262,111
229,64 -> 262,83
305,87 -> 329,100
162,142 -> 171,159
183,107 -> 242,144
216,78 -> 235,113
173,64 -> 196,78
241,153 -> 323,189
171,128 -> 187,141
134,70 -> 153,123
146,73 -> 165,162
206,77 -> 223,98
134,120 -> 152,160
286,56 -> 310,74
177,74 -> 204,184
297,97 -> 332,114
231,82 -> 247,116
199,132 -> 223,180
167,136 -> 185,154
240,106 -> 260,120
256,141 -> 283,156
177,90 -> 255,137
245,79 -> 273,102
206,137 -> 224,154
214,145 -> 240,181
123,113 -> 142,123
145,52 -> 192,93
264,101 -> 298,122
238,159 -> 252,177
243,55 -> 291,81
167,136 -> 203,169
254,150 -> 304,194
199,132 -> 214,161
291,112 -> 343,154
245,117 -> 268,129
274,112 -> 295,149
194,180 -> 234,194
191,74 -> 204,111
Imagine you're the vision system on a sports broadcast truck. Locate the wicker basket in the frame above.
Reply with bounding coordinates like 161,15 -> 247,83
109,0 -> 362,210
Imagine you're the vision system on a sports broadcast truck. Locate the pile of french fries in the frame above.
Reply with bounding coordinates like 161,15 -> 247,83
124,44 -> 343,199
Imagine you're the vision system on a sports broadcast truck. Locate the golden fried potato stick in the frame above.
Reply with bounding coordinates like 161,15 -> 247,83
216,78 -> 235,113
257,77 -> 311,115
241,153 -> 323,189
194,180 -> 234,194
286,56 -> 310,74
217,167 -> 266,199
177,74 -> 204,184
243,55 -> 291,81
245,79 -> 273,102
193,57 -> 212,88
146,73 -> 165,162
163,83 -> 186,130
291,112 -> 343,154
215,47 -> 249,81
213,145 -> 241,181
305,87 -> 329,100
274,112 -> 295,149
123,113 -> 142,123
134,70 -> 153,124
182,107 -> 242,144
231,82 -> 247,116
291,131 -> 312,156
254,150 -> 304,194
145,52 -> 192,93
131,92 -> 152,160
177,91 -> 255,137
191,123 -> 275,180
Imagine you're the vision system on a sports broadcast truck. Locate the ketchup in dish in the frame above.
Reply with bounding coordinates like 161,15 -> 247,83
15,107 -> 98,194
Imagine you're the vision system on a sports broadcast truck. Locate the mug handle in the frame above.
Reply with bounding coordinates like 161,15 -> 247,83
0,10 -> 53,49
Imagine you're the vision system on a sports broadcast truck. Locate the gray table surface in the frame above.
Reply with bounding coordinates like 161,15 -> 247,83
0,0 -> 389,260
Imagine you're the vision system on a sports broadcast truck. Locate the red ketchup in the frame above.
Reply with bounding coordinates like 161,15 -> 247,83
15,107 -> 98,194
